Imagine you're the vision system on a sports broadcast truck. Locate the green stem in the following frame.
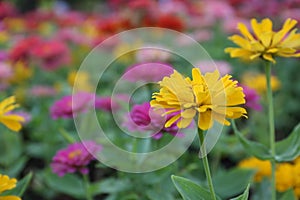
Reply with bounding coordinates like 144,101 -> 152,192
83,174 -> 93,200
198,128 -> 217,200
265,62 -> 276,200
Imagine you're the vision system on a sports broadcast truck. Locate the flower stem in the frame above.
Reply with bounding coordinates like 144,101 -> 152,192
83,174 -> 93,200
198,128 -> 217,200
265,62 -> 276,200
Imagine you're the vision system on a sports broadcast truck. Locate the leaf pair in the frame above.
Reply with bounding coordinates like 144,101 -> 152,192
232,120 -> 300,162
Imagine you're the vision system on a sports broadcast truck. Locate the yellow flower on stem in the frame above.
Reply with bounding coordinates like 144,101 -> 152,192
0,96 -> 24,132
0,174 -> 21,200
225,18 -> 300,63
151,68 -> 247,130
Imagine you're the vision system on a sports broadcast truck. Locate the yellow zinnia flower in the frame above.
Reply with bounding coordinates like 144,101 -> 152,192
0,96 -> 24,132
239,157 -> 271,182
225,18 -> 300,63
0,174 -> 21,200
150,68 -> 247,130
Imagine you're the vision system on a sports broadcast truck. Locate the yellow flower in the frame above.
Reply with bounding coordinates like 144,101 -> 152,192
275,163 -> 295,192
242,72 -> 280,94
9,61 -> 33,84
68,71 -> 92,92
294,161 -> 300,198
0,96 -> 24,132
239,157 -> 271,182
150,68 -> 247,130
0,174 -> 21,200
225,18 -> 300,63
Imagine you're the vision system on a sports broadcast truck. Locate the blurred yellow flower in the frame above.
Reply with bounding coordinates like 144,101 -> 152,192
275,163 -> 295,192
225,18 -> 300,63
151,68 -> 247,130
9,61 -> 33,84
0,96 -> 24,132
242,72 -> 281,94
4,18 -> 26,33
0,31 -> 9,44
0,174 -> 21,200
68,71 -> 92,92
113,41 -> 141,64
239,157 -> 271,182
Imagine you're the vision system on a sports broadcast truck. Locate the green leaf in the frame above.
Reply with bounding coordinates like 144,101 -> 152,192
0,131 -> 23,166
89,178 -> 132,196
279,189 -> 297,200
230,184 -> 250,200
213,169 -> 254,199
2,156 -> 28,177
4,172 -> 33,196
232,120 -> 272,160
275,123 -> 300,162
43,169 -> 85,198
171,175 -> 221,200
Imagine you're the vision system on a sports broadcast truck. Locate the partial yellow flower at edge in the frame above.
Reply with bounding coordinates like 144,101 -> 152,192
225,18 -> 300,63
151,68 -> 247,130
275,163 -> 295,192
242,72 -> 281,94
68,71 -> 93,92
0,174 -> 21,200
0,96 -> 24,132
239,157 -> 271,182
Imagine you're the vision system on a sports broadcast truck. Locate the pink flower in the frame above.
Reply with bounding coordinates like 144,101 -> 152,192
0,62 -> 13,80
29,85 -> 57,97
95,96 -> 120,112
123,62 -> 174,82
135,48 -> 171,63
51,141 -> 102,177
203,0 -> 234,21
241,84 -> 262,111
123,102 -> 183,139
196,60 -> 232,76
50,92 -> 94,119
30,39 -> 71,70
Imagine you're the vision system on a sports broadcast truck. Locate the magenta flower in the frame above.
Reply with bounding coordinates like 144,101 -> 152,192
50,92 -> 94,119
51,141 -> 102,177
123,102 -> 183,139
123,62 -> 174,82
241,84 -> 262,111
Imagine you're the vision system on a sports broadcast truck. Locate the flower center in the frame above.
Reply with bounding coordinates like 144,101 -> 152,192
68,149 -> 82,159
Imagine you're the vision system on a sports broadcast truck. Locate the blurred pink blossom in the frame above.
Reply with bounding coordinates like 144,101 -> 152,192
241,84 -> 262,111
95,96 -> 120,112
51,141 -> 102,176
196,60 -> 232,76
29,86 -> 57,97
50,92 -> 94,119
0,62 -> 13,80
135,48 -> 171,63
123,62 -> 174,82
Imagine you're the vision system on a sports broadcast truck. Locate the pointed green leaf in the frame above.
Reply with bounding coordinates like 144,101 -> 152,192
275,123 -> 300,162
230,184 -> 250,200
213,169 -> 254,199
43,169 -> 85,198
232,120 -> 272,160
4,172 -> 33,196
171,175 -> 221,200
